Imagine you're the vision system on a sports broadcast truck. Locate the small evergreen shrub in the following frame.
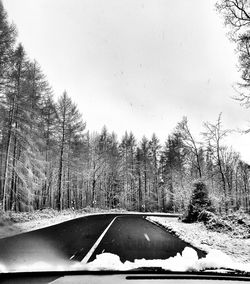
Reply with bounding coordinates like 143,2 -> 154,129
182,180 -> 214,223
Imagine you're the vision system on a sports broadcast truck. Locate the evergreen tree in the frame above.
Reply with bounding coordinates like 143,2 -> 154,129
0,0 -> 16,92
56,91 -> 85,211
183,180 -> 213,223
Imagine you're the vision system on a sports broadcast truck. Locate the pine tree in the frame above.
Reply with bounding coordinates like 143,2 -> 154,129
0,0 -> 16,92
148,133 -> 161,210
1,44 -> 27,211
56,91 -> 85,210
183,180 -> 213,223
39,92 -> 57,208
135,146 -> 143,211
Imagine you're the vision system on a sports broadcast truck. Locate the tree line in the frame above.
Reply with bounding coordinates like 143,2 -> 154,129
0,1 -> 249,213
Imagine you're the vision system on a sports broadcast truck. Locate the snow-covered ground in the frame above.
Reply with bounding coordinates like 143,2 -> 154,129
0,211 -> 84,239
147,216 -> 250,264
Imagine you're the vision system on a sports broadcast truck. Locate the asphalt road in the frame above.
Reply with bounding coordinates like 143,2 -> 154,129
87,216 -> 205,262
0,214 -> 206,271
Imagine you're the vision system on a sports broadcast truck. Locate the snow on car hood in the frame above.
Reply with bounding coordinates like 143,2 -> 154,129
83,247 -> 250,272
0,247 -> 249,273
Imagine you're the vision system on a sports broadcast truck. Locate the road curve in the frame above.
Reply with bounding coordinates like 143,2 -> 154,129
0,213 -> 206,271
87,215 -> 205,262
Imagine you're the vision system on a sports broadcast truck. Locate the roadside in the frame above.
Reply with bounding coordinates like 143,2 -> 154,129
148,216 -> 250,264
0,207 -> 124,239
0,209 -> 179,240
1,208 -> 249,265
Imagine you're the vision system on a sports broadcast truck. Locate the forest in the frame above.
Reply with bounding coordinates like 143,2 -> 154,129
0,0 -> 249,214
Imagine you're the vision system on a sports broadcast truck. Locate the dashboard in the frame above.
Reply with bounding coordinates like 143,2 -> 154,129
0,272 -> 249,284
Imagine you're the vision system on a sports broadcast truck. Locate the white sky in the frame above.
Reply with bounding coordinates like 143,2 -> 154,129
3,0 -> 250,162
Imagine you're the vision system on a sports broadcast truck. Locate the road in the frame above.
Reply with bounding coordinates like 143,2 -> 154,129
0,214 -> 206,271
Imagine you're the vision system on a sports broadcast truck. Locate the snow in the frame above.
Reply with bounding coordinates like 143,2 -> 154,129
0,213 -> 82,239
0,210 -> 175,239
1,247 -> 249,273
0,208 -> 126,239
147,216 -> 250,264
0,213 -> 249,273
83,247 -> 250,272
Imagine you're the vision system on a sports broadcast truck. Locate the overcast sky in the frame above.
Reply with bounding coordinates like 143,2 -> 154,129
3,0 -> 250,162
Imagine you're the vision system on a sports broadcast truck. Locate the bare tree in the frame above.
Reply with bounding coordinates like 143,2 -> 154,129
177,117 -> 203,178
216,0 -> 250,32
217,0 -> 250,105
202,113 -> 231,212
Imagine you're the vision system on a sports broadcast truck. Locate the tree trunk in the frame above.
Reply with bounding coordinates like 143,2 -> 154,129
138,170 -> 142,212
10,131 -> 17,210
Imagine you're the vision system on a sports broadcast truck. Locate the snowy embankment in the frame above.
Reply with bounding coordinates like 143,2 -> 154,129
147,216 -> 250,264
0,209 -> 86,239
0,208 -> 125,239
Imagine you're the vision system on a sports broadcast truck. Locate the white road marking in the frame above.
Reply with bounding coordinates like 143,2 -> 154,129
81,216 -> 118,263
144,233 -> 150,242
70,247 -> 84,260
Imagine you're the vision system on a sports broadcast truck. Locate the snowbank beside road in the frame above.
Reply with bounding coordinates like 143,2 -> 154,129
0,208 -> 125,239
0,210 -> 83,239
147,216 -> 250,264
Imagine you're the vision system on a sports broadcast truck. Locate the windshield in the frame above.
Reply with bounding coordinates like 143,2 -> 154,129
0,0 -> 249,278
